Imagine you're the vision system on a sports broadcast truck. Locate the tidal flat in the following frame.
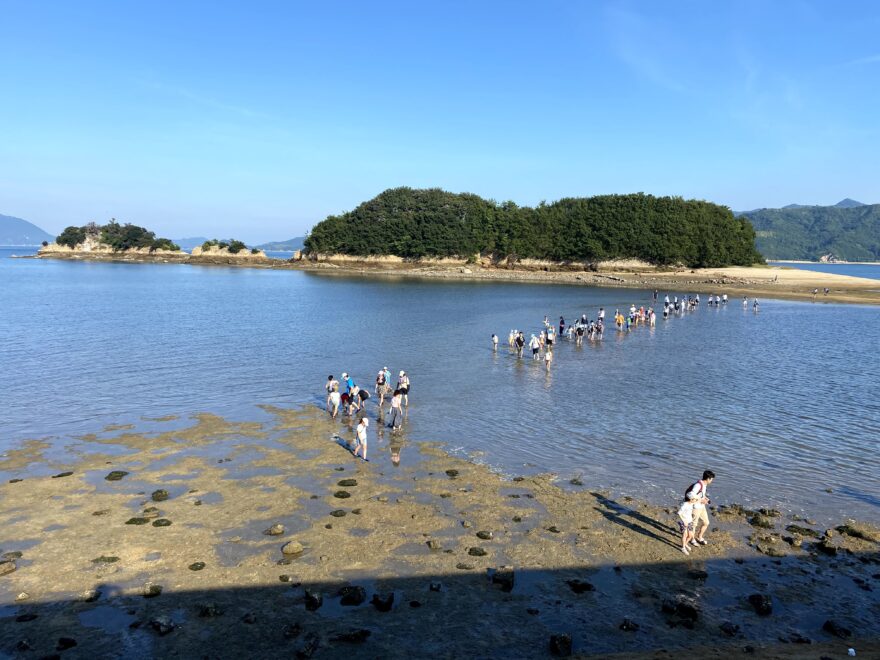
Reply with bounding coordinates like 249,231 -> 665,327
1,407 -> 878,658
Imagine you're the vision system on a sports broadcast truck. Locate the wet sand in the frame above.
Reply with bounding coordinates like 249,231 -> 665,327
1,407 -> 878,658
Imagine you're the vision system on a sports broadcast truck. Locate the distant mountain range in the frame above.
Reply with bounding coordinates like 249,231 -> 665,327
0,214 -> 54,245
255,236 -> 305,252
171,237 -> 211,251
738,199 -> 880,262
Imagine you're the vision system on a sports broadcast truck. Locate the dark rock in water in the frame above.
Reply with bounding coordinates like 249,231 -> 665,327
816,540 -> 839,556
331,629 -> 371,643
151,489 -> 169,502
566,579 -> 595,594
409,600 -> 422,608
569,478 -> 584,486
56,637 -> 77,651
619,618 -> 639,632
788,632 -> 812,644
324,523 -> 332,529
16,613 -> 37,622
334,490 -> 351,499
748,593 -> 772,616
335,466 -> 345,471
91,556 -> 120,564
546,526 -> 561,534
263,524 -> 285,536
759,508 -> 781,517
330,510 -> 346,517
371,592 -> 394,612
52,471 -> 74,478
283,623 -> 302,639
295,632 -> 320,658
549,633 -> 572,657
663,595 -> 699,621
189,562 -> 206,571
468,547 -> 487,557
105,471 -> 129,481
822,619 -> 852,639
749,514 -> 774,529
9,478 -> 23,483
198,603 -> 224,618
755,541 -> 786,557
339,585 -> 366,606
304,589 -> 323,611
491,567 -> 515,593
149,615 -> 175,636
142,583 -> 163,598
337,479 -> 358,487
2,551 -> 22,560
125,517 -> 150,525
512,516 -> 523,523
141,507 -> 160,520
527,608 -> 539,615
445,469 -> 459,478
456,563 -> 475,570
152,519 -> 172,527
426,540 -> 441,550
429,582 -> 442,592
242,612 -> 256,624
476,530 -> 493,540
786,524 -> 821,538
461,520 -> 473,528
1,560 -> 17,576
720,621 -> 740,637
687,569 -> 709,580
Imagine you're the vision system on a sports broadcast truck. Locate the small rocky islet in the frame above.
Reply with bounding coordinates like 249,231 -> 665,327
0,407 -> 878,658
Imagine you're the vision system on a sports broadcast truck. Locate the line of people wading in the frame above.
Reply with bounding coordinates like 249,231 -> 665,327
492,291 -> 760,369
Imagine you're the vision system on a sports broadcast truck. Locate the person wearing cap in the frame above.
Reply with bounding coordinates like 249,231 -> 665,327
375,367 -> 389,407
342,372 -> 355,395
352,417 -> 368,460
396,371 -> 410,407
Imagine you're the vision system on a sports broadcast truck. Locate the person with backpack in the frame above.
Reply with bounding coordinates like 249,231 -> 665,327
685,470 -> 715,545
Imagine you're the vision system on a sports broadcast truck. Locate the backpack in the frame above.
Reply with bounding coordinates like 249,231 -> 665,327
685,481 -> 703,500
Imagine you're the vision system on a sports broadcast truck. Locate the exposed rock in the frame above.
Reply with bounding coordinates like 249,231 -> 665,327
749,514 -> 774,529
15,614 -> 37,622
461,520 -> 473,528
334,490 -> 351,499
92,509 -> 110,516
662,595 -> 699,621
569,478 -> 584,486
816,539 -> 839,556
105,471 -> 129,481
279,574 -> 299,584
445,469 -> 459,478
282,541 -> 304,557
748,593 -> 772,616
426,540 -> 441,550
149,616 -> 175,636
189,562 -> 206,571
720,621 -> 740,637
0,560 -> 16,576
126,517 -> 150,525
152,519 -> 172,527
198,603 -> 224,618
263,524 -> 285,536
339,585 -> 366,606
836,522 -> 879,543
490,567 -> 515,592
476,530 -> 494,540
512,516 -> 523,523
351,508 -> 362,515
788,632 -> 812,644
822,619 -> 852,639
295,632 -> 320,658
371,592 -> 394,612
151,489 -> 169,502
51,471 -> 74,478
2,551 -> 23,560
759,508 -> 781,517
619,618 -> 639,632
566,579 -> 595,594
56,637 -> 77,650
80,589 -> 101,602
687,569 -> 709,580
456,563 -> 475,570
786,524 -> 821,538
15,592 -> 29,602
549,633 -> 572,657
91,556 -> 120,563
468,547 -> 487,557
337,479 -> 358,487
141,507 -> 160,520
429,582 -> 442,592
330,510 -> 347,517
546,526 -> 561,533
142,583 -> 163,598
304,589 -> 323,611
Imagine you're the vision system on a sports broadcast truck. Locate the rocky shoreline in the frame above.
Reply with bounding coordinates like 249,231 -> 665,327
1,407 -> 877,658
32,249 -> 880,305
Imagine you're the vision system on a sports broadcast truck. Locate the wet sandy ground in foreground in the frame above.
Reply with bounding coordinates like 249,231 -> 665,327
1,407 -> 878,658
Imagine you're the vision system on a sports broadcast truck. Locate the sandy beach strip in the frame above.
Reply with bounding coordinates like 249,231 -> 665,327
1,406 -> 878,657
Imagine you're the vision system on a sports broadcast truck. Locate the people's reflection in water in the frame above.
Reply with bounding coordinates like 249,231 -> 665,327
389,435 -> 404,466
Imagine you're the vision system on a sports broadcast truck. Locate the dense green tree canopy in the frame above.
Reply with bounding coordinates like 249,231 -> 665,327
56,220 -> 180,252
304,188 -> 763,267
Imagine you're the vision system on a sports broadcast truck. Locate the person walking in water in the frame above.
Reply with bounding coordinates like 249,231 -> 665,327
515,331 -> 525,358
325,375 -> 339,409
529,334 -> 540,359
544,346 -> 553,371
352,417 -> 369,460
388,389 -> 404,429
327,382 -> 341,419
375,368 -> 389,407
686,470 -> 715,545
397,371 -> 410,407
558,316 -> 565,336
491,333 -> 499,352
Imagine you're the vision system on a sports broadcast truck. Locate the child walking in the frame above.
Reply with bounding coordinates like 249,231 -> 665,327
677,491 -> 700,555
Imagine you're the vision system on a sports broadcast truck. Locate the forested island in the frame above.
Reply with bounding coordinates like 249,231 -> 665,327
303,188 -> 763,268
56,220 -> 181,252
739,200 -> 880,262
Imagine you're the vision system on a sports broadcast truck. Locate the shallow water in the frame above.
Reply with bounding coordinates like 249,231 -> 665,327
2,248 -> 879,522
769,260 -> 880,280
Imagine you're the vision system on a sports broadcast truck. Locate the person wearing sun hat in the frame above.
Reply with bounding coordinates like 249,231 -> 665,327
396,370 -> 410,407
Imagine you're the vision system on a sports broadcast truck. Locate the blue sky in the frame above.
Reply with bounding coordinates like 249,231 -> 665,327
1,1 -> 878,243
